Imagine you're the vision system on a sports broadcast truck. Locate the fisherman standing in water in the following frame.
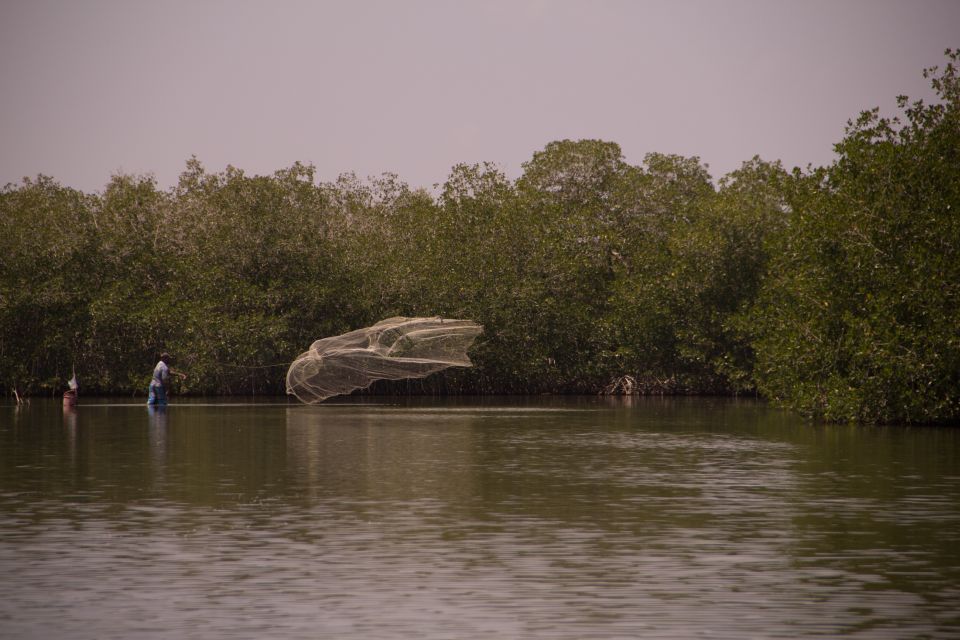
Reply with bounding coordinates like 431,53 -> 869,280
147,352 -> 187,406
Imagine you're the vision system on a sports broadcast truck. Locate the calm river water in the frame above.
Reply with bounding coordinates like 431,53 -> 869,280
1,396 -> 958,639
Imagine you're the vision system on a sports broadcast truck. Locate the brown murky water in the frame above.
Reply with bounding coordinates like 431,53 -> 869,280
1,396 -> 958,638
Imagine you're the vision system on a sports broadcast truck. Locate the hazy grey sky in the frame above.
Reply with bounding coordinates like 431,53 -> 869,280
2,0 -> 957,192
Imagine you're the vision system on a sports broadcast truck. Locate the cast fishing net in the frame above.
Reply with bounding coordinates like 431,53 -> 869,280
286,316 -> 483,404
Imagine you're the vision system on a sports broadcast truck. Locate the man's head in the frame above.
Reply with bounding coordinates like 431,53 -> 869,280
160,352 -> 170,364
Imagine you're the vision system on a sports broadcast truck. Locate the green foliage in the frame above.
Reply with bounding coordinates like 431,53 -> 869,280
1,52 -> 957,424
0,176 -> 96,394
748,49 -> 960,423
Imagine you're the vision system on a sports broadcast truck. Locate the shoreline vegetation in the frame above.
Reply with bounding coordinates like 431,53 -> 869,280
2,52 -> 958,424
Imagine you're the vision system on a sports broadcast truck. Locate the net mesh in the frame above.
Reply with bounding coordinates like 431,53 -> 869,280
286,316 -> 483,404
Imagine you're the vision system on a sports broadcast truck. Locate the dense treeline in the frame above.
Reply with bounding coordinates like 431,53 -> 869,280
2,52 -> 958,423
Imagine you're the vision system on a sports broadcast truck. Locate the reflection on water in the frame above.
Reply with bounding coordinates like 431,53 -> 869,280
1,397 -> 958,639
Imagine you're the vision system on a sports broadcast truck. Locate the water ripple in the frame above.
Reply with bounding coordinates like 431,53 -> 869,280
1,399 -> 958,638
